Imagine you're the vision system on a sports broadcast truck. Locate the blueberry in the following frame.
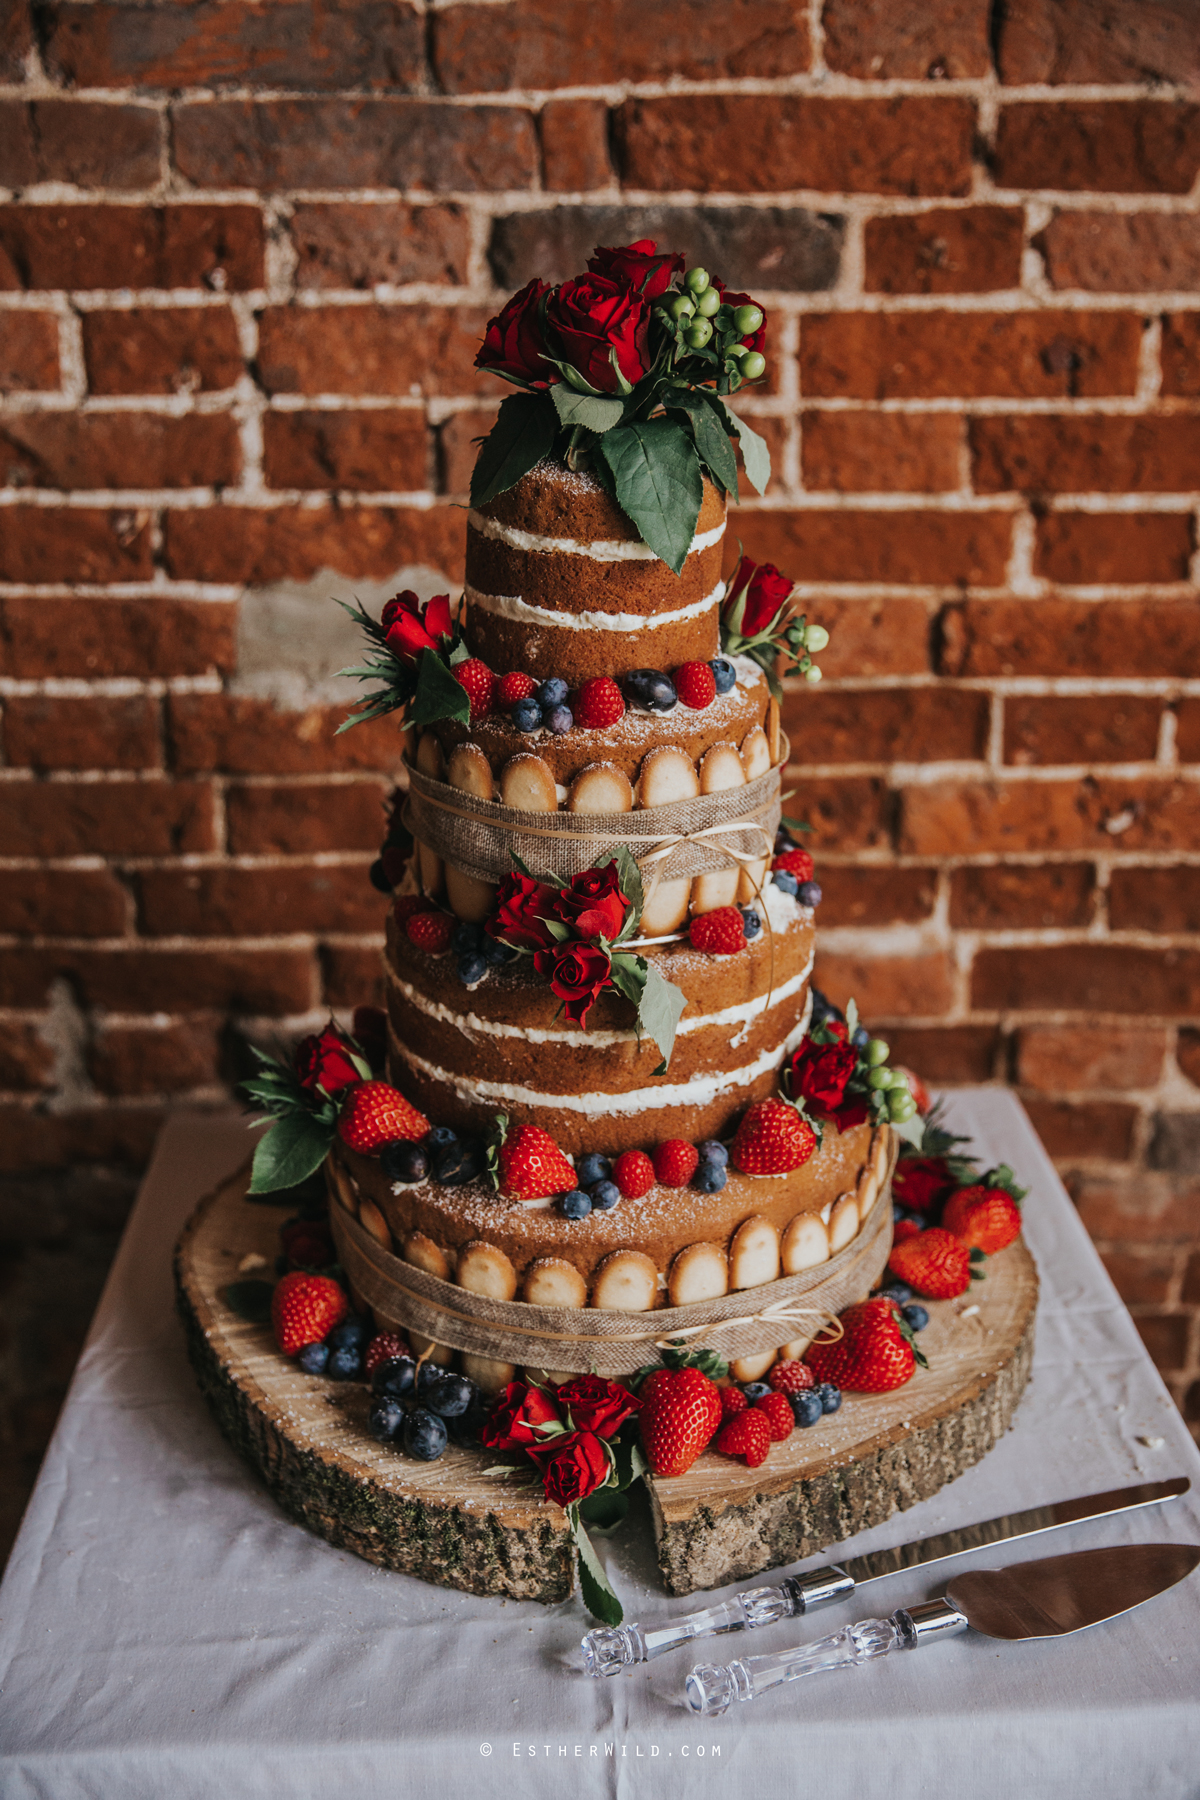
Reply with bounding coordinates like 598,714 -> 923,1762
902,1304 -> 930,1333
740,1381 -> 771,1403
327,1344 -> 362,1381
576,1152 -> 612,1187
879,1281 -> 913,1305
697,1140 -> 729,1167
327,1315 -> 369,1351
792,1390 -> 824,1427
624,668 -> 677,713
851,1024 -> 870,1049
369,858 -> 392,895
590,1180 -> 621,1211
434,1140 -> 484,1187
452,920 -> 483,954
368,1395 -> 406,1443
457,952 -> 488,986
808,986 -> 843,1031
545,704 -> 573,734
814,1383 -> 842,1414
423,1373 -> 475,1418
512,698 -> 542,732
372,1355 -> 416,1398
380,1140 -> 429,1183
772,870 -> 799,897
796,880 -> 822,908
536,677 -> 568,708
296,1341 -> 330,1375
739,906 -> 762,940
710,657 -> 737,695
484,937 -> 514,966
694,1163 -> 727,1193
403,1406 -> 448,1461
560,1188 -> 592,1220
427,1126 -> 458,1152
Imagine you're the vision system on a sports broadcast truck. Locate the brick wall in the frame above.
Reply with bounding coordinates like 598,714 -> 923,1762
1,0 -> 1198,1438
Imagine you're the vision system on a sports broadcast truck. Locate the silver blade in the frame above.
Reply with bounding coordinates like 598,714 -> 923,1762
840,1477 -> 1189,1591
947,1540 -> 1200,1639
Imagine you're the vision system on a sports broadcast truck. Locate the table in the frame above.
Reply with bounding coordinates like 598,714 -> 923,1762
1,1092 -> 1198,1800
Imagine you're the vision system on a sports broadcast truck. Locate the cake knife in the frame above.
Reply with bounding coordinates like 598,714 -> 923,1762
580,1475 -> 1189,1675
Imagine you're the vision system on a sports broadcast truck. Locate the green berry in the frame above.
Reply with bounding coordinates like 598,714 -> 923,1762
804,623 -> 830,652
868,1067 -> 893,1091
866,1037 -> 890,1068
695,286 -> 721,318
804,664 -> 822,684
740,351 -> 766,380
684,319 -> 714,349
666,293 -> 695,323
685,267 -> 711,296
887,1069 -> 910,1090
888,1092 -> 918,1123
733,303 -> 764,336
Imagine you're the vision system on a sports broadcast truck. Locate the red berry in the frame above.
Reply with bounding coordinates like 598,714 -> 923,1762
405,910 -> 453,955
731,1098 -> 818,1176
497,670 -> 538,709
892,1217 -> 922,1244
498,1123 -> 577,1202
689,906 -> 747,956
714,1409 -> 772,1467
639,1367 -> 722,1476
613,1149 -> 655,1199
453,657 -> 495,724
364,1330 -> 411,1376
271,1271 -> 348,1357
888,1227 -> 972,1300
719,1385 -> 749,1419
575,675 -> 626,730
773,848 -> 814,880
942,1185 -> 1022,1255
675,661 -> 717,710
652,1139 -> 699,1187
754,1391 -> 795,1442
338,1081 -> 430,1154
767,1358 -> 816,1396
393,893 -> 435,925
808,1297 -> 916,1394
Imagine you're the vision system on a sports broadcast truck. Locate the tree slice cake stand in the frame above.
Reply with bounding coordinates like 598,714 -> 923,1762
174,1166 -> 1038,1605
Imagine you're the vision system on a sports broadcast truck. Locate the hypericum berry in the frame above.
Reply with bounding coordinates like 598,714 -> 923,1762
575,675 -> 625,730
773,848 -> 814,881
719,1385 -> 749,1419
675,661 -> 717,710
453,657 -> 495,724
689,906 -> 747,956
652,1139 -> 699,1188
536,677 -> 568,708
512,698 -> 542,732
623,668 -> 677,713
710,657 -> 737,695
405,910 -> 453,955
754,1391 -> 795,1442
767,1359 -> 816,1396
613,1149 -> 655,1199
497,670 -> 538,709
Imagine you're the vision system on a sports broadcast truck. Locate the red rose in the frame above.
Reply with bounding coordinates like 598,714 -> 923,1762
790,1039 -> 859,1113
553,862 -> 631,943
832,1097 -> 871,1132
295,1025 -> 361,1098
480,1379 -> 562,1450
722,556 -> 794,640
545,274 -> 650,394
893,1155 -> 957,1216
381,591 -> 454,664
529,1430 -> 612,1508
556,1374 -> 640,1437
533,941 -> 612,1027
475,277 -> 553,387
486,871 -> 559,952
587,239 -> 683,301
716,284 -> 768,355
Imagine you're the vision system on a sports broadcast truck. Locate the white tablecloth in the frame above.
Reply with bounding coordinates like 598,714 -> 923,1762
1,1091 -> 1198,1800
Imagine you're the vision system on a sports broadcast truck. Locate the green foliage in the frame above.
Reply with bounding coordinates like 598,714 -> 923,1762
469,391 -> 558,509
598,420 -> 703,574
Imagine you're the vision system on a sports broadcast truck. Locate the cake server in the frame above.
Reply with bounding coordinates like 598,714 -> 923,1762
580,1475 -> 1189,1675
684,1538 -> 1200,1715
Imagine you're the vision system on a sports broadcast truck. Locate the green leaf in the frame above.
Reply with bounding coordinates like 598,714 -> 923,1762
665,392 -> 740,499
637,961 -> 687,1067
780,813 -> 813,834
608,951 -> 648,1010
845,997 -> 860,1040
890,1111 -> 927,1151
469,390 -> 558,509
572,1516 -> 623,1626
578,1487 -> 629,1533
551,385 -> 627,434
609,845 -> 644,938
729,411 -> 771,495
222,1279 -> 275,1324
608,1431 -> 649,1491
408,648 -> 470,730
598,419 -> 703,575
248,1111 -> 334,1195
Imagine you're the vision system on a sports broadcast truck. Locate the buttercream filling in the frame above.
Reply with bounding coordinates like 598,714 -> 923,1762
467,512 -> 726,562
464,580 -> 724,634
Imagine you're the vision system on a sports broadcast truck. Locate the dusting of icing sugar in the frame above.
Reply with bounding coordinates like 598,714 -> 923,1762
464,580 -> 723,634
467,511 -> 726,562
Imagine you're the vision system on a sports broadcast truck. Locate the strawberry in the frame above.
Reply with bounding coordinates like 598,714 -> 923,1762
364,1330 -> 411,1376
773,848 -> 813,881
888,1226 -> 972,1299
405,910 -> 453,955
453,656 -> 495,724
339,1080 -> 430,1153
574,675 -> 625,730
689,906 -> 747,956
675,661 -> 717,710
754,1391 -> 795,1442
714,1409 -> 772,1467
497,670 -> 538,709
393,893 -> 435,925
942,1184 -> 1022,1255
271,1271 -> 348,1357
892,1216 -> 922,1245
719,1384 -> 749,1419
638,1367 -> 722,1476
652,1139 -> 699,1187
613,1149 -> 655,1199
497,1122 -> 577,1201
731,1098 -> 818,1176
807,1297 -> 916,1394
767,1358 -> 815,1395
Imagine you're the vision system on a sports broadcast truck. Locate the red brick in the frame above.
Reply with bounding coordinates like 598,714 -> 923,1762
0,779 -> 214,858
782,685 -> 988,762
258,304 -> 492,399
0,413 -> 239,490
776,598 -> 932,678
0,100 -> 160,190
800,411 -> 963,493
163,505 -> 463,586
0,597 -> 236,680
1109,867 -> 1200,934
321,942 -> 385,1009
1074,1173 -> 1200,1244
996,0 -> 1200,87
438,405 -> 500,496
1162,314 -> 1200,397
774,776 -> 891,851
822,0 -> 990,77
3,695 -> 161,771
290,203 -> 470,291
801,311 -> 1141,401
1,3 -> 31,80
0,312 -> 59,393
880,1023 -> 1000,1083
864,207 -> 1024,296
0,509 -> 153,584
172,100 -> 537,194
814,865 -> 937,926
812,949 -> 956,1018
87,1019 -> 222,1098
262,410 -> 427,493
973,412 -> 1200,492
732,507 -> 1010,587
940,600 -> 1200,680
0,1021 -> 54,1092
82,308 -> 243,397
972,943 -> 1200,1016
0,946 -> 317,1014
1024,1096 -> 1138,1162
137,864 -> 386,938
539,101 -> 613,194
225,780 -> 388,855
434,0 -> 809,89
616,96 -> 975,197
0,1105 -> 164,1175
1176,699 -> 1200,763
1017,1024 -> 1167,1093
993,102 -> 1200,195
0,867 -> 130,938
904,777 -> 1200,856
1004,695 -> 1162,766
949,863 -> 1094,930
1099,1250 -> 1177,1307
1184,1253 -> 1200,1303
1133,1312 -> 1190,1373
1035,512 -> 1193,586
1178,1028 -> 1200,1089
1035,212 -> 1200,294
167,694 -> 408,777
44,2 -> 424,90
0,206 -> 264,294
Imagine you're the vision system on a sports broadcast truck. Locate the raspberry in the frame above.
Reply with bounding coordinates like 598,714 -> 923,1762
364,1331 -> 411,1376
612,1149 -> 655,1199
675,661 -> 717,710
714,1409 -> 772,1467
719,1386 -> 749,1419
652,1140 -> 699,1187
892,1217 -> 922,1245
405,910 -> 453,955
754,1391 -> 795,1442
689,906 -> 747,956
773,848 -> 814,881
393,893 -> 435,925
497,670 -> 538,709
767,1359 -> 816,1396
575,675 -> 626,730
453,657 -> 495,724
